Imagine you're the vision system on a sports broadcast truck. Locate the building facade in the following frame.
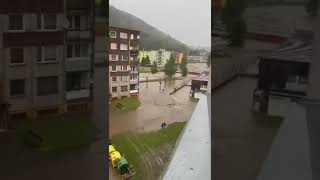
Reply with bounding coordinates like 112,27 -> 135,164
140,49 -> 171,68
0,0 -> 94,119
109,27 -> 140,99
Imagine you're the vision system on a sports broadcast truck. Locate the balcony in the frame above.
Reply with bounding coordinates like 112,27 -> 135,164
65,57 -> 91,71
66,89 -> 90,100
130,79 -> 138,84
67,30 -> 91,40
130,49 -> 139,55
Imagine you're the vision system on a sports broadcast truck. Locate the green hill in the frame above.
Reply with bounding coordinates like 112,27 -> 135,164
109,5 -> 190,53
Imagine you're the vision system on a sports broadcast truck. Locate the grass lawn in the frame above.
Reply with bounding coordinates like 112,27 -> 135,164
16,112 -> 99,151
253,111 -> 284,128
111,122 -> 186,180
113,97 -> 141,111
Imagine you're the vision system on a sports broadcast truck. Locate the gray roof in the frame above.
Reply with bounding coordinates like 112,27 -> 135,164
260,37 -> 312,62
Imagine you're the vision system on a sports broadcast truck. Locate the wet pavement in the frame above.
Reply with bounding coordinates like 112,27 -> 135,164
213,76 -> 279,180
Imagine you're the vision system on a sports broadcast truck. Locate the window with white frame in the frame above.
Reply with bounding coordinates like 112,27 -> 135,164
120,55 -> 128,61
112,76 -> 117,82
110,54 -> 118,61
120,32 -> 128,39
123,66 -> 127,71
111,66 -> 116,72
67,15 -> 81,30
9,14 -> 23,31
37,46 -> 57,62
131,66 -> 136,71
120,44 -> 128,51
110,43 -> 117,50
9,48 -> 24,64
110,31 -> 117,38
130,34 -> 134,40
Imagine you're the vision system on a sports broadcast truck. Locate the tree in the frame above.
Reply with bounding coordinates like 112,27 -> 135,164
151,61 -> 158,74
164,54 -> 177,79
180,55 -> 188,76
145,55 -> 151,65
306,0 -> 319,17
222,0 -> 248,47
141,57 -> 146,67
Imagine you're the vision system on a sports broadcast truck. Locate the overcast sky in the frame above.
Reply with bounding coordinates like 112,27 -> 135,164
109,0 -> 211,48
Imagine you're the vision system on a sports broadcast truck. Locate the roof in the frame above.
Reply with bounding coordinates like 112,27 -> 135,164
109,26 -> 140,34
260,36 -> 312,63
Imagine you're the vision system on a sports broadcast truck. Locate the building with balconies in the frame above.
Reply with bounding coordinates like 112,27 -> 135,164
0,0 -> 94,120
65,0 -> 94,109
109,27 -> 140,99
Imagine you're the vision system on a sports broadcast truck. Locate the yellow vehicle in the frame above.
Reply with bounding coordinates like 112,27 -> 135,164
109,143 -> 135,180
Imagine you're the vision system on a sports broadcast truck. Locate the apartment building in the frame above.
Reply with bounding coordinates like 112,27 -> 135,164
65,0 -> 95,110
0,0 -> 94,120
109,27 -> 140,99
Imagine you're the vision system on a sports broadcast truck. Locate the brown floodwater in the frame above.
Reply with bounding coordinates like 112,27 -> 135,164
109,77 -> 197,137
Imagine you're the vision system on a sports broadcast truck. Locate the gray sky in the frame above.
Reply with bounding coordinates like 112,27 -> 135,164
109,0 -> 211,48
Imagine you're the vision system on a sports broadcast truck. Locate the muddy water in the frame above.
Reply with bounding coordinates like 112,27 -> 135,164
109,78 -> 197,180
109,78 -> 197,137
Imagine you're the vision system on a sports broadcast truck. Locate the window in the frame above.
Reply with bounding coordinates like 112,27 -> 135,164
74,44 -> 80,57
9,48 -> 24,64
131,66 -> 136,71
66,72 -> 87,91
121,86 -> 128,92
123,66 -> 127,71
112,87 -> 117,93
10,79 -> 25,97
137,35 -> 140,39
112,76 -> 117,82
130,34 -> 134,40
43,14 -> 56,29
120,44 -> 128,51
67,45 -> 73,58
121,76 -> 128,82
67,44 -> 88,58
68,15 -> 80,30
111,66 -> 116,72
37,76 -> 58,95
120,55 -> 128,61
110,54 -> 117,61
9,15 -> 23,30
110,43 -> 117,50
80,44 -> 89,57
120,32 -> 128,39
110,31 -> 117,38
43,46 -> 56,62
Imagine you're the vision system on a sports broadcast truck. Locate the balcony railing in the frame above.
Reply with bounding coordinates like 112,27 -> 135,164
130,49 -> 139,55
66,89 -> 90,100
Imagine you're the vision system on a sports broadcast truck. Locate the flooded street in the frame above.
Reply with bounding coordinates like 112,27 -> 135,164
109,78 -> 197,137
